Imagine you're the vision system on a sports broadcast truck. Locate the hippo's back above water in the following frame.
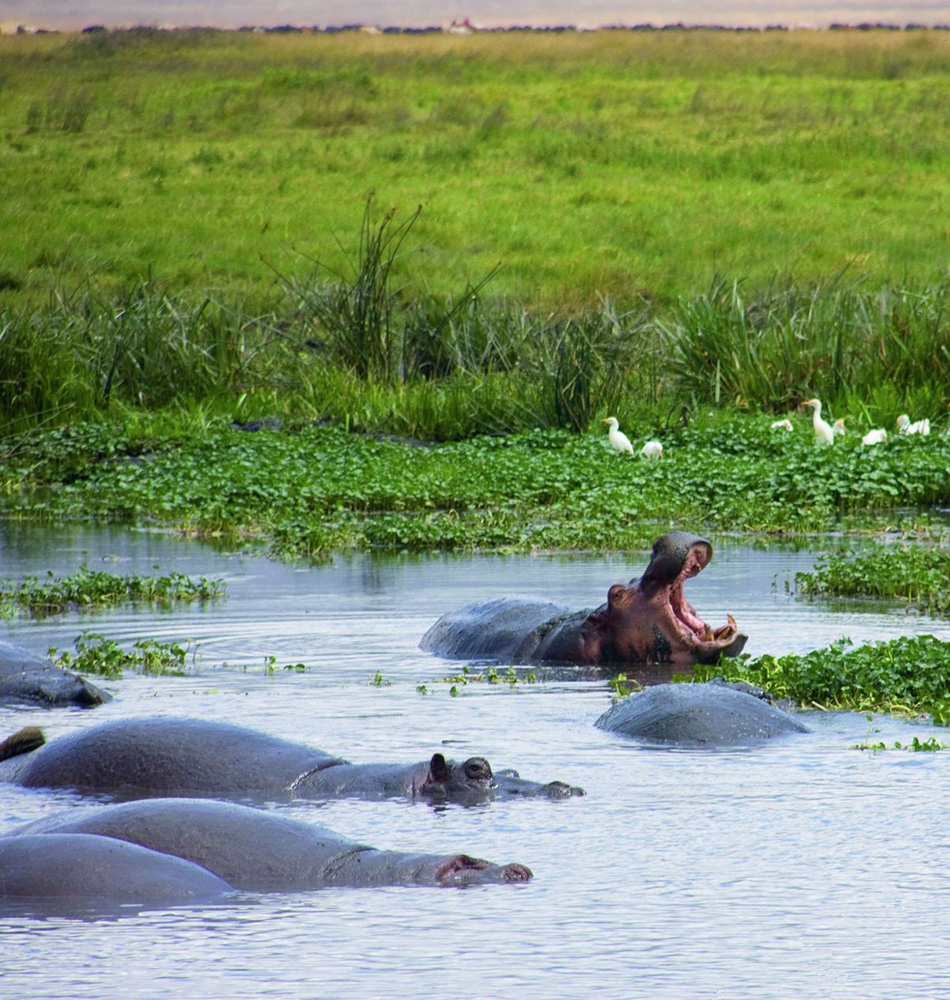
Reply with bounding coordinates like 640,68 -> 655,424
420,597 -> 571,661
0,639 -> 109,710
0,716 -> 342,798
596,683 -> 809,746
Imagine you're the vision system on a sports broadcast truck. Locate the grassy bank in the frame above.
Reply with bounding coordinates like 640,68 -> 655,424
2,27 -> 950,307
4,28 -> 950,437
2,225 -> 949,439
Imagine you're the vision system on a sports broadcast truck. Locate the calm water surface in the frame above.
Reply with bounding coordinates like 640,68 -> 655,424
2,524 -> 949,1000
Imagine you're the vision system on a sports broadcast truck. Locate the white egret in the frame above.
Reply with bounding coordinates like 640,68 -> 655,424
832,418 -> 847,437
770,419 -> 793,431
602,417 -> 634,455
862,428 -> 888,446
896,414 -> 930,436
639,440 -> 664,460
802,399 -> 834,446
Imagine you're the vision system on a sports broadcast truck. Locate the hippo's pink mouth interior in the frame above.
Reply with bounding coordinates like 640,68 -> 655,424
668,543 -> 738,645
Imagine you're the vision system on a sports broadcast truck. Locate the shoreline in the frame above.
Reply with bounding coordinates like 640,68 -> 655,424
4,20 -> 950,36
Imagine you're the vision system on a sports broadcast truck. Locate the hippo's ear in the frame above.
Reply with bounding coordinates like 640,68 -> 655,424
428,753 -> 452,784
607,583 -> 628,607
0,725 -> 45,763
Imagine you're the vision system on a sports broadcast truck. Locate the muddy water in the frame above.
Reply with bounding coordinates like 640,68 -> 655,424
1,524 -> 949,1000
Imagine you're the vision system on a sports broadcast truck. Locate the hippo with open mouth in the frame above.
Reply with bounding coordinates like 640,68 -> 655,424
420,531 -> 747,668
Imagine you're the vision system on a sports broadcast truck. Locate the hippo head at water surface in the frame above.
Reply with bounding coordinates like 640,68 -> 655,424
0,716 -> 584,803
578,531 -> 748,667
420,752 -> 580,802
421,530 -> 747,669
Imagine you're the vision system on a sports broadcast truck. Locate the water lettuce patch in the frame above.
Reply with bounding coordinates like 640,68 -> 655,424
796,546 -> 950,615
0,566 -> 225,617
3,417 -> 949,556
695,635 -> 950,725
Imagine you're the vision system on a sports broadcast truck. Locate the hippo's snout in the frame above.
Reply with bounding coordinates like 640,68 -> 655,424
502,863 -> 533,882
544,780 -> 585,799
697,632 -> 748,664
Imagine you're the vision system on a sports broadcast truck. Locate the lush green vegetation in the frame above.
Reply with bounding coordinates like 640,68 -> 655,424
3,29 -> 950,438
0,565 -> 225,616
693,634 -> 950,724
50,631 -> 195,678
2,415 -> 948,556
796,545 -> 950,614
4,28 -> 950,305
3,259 -> 949,439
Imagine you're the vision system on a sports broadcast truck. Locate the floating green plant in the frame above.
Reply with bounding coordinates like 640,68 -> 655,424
438,664 -> 537,688
796,546 -> 950,615
695,634 -> 950,724
50,631 -> 194,679
0,565 -> 225,617
852,716 -> 948,752
4,416 -> 949,558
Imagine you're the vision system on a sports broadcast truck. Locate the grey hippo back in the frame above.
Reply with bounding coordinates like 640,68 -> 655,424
596,683 -> 809,746
0,716 -> 342,798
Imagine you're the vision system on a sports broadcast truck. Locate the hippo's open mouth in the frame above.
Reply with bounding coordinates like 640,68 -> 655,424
668,541 -> 740,648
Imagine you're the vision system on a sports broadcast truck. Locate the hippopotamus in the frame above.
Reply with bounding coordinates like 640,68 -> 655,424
0,716 -> 584,802
0,639 -> 109,709
595,682 -> 809,746
15,798 -> 532,889
421,531 -> 747,668
0,833 -> 233,909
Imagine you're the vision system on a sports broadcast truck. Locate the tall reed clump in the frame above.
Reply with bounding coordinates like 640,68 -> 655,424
664,276 -> 950,417
276,194 -> 652,436
4,194 -> 947,441
289,296 -> 654,439
0,280 -> 309,433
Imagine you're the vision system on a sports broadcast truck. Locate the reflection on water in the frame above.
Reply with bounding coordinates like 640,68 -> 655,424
1,524 -> 950,1000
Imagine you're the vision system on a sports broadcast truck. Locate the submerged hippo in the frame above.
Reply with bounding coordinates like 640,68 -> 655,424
17,798 -> 532,889
0,832 -> 233,908
596,682 -> 809,746
421,531 -> 747,668
0,639 -> 109,709
0,716 -> 583,802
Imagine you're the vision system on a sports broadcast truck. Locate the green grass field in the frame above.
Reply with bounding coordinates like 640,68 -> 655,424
3,27 -> 950,307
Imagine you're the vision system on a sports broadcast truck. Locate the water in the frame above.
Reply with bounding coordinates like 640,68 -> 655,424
1,524 -> 950,1000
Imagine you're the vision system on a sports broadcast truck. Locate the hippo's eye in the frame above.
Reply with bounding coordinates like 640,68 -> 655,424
463,758 -> 492,782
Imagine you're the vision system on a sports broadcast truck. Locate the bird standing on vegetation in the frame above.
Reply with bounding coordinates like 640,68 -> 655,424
602,417 -> 635,455
770,418 -> 793,431
832,418 -> 847,437
639,440 -> 664,460
862,428 -> 888,446
896,414 -> 930,436
802,399 -> 834,446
